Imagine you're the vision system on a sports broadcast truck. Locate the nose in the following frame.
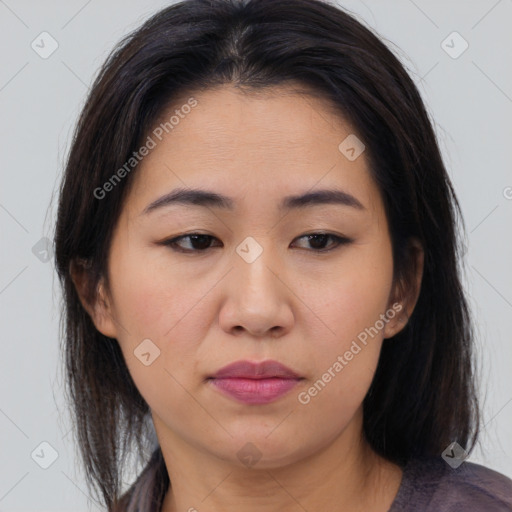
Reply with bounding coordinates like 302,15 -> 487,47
218,243 -> 294,339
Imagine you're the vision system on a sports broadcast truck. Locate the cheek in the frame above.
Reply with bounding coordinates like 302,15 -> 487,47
297,243 -> 393,404
107,248 -> 212,387
310,245 -> 394,343
297,287 -> 387,429
108,246 -> 202,339
108,260 -> 203,412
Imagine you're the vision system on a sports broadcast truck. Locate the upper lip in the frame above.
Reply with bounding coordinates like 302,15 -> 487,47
210,360 -> 302,379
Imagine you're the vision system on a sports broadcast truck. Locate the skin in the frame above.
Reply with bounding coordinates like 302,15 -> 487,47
74,84 -> 423,512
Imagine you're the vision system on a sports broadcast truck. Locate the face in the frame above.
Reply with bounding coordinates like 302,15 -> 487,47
84,84 -> 415,469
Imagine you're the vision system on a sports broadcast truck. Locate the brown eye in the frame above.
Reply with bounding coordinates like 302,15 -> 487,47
163,234 -> 221,252
291,233 -> 352,252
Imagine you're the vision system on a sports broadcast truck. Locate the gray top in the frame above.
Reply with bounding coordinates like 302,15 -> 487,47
121,449 -> 512,511
389,456 -> 512,511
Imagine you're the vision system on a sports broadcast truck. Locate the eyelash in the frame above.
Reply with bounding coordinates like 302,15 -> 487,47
160,232 -> 353,254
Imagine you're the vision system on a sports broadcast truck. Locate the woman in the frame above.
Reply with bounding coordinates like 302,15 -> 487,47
54,0 -> 512,510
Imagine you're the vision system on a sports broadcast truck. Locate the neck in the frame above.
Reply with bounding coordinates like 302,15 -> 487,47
156,408 -> 403,512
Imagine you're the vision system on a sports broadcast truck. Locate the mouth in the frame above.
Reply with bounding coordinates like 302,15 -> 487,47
207,359 -> 304,405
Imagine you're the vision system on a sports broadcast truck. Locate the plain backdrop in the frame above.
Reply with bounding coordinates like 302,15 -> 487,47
1,0 -> 511,510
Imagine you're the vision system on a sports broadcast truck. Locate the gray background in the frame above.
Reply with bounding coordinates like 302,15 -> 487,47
1,0 -> 511,510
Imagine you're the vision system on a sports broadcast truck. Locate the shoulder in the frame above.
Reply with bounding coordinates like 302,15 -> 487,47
390,456 -> 512,511
432,458 -> 512,511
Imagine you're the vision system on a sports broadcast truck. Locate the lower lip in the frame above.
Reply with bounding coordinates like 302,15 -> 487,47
209,377 -> 301,404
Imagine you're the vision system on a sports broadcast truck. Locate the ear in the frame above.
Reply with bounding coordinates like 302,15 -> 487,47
69,259 -> 119,339
383,238 -> 424,339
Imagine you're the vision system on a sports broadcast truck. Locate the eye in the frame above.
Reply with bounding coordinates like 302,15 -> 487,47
161,232 -> 351,254
291,233 -> 352,252
162,234 -> 221,252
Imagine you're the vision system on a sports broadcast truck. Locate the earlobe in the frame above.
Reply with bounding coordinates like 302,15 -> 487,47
384,239 -> 424,339
382,303 -> 409,339
69,259 -> 119,339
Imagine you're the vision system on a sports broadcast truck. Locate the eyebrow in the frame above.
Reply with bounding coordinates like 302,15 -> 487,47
141,187 -> 365,215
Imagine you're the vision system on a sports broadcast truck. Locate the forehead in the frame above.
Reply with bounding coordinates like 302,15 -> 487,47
156,84 -> 353,157
125,84 -> 380,217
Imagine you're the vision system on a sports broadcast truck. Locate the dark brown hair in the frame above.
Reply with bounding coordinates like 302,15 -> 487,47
54,0 -> 480,510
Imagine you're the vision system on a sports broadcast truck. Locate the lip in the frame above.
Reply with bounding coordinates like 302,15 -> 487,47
210,360 -> 302,379
208,360 -> 303,405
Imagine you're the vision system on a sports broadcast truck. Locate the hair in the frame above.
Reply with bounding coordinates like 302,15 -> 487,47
54,0 -> 480,510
